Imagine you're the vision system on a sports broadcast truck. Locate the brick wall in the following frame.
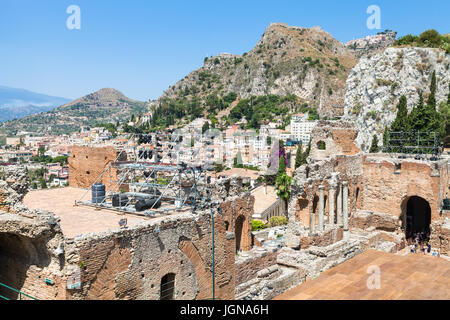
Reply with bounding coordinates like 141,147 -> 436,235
70,195 -> 255,300
235,249 -> 278,285
68,145 -> 126,191
361,157 -> 441,221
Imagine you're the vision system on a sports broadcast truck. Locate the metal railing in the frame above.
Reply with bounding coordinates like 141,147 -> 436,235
0,282 -> 38,300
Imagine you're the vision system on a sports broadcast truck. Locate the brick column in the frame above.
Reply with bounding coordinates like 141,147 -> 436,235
318,185 -> 325,232
343,181 -> 349,231
337,182 -> 343,227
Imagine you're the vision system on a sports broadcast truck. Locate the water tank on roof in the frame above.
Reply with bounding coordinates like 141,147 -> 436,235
92,183 -> 105,204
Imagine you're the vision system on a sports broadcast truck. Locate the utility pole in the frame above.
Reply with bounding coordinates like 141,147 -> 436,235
211,206 -> 215,300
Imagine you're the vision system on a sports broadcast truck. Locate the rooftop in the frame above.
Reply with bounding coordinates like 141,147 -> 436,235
23,187 -> 189,239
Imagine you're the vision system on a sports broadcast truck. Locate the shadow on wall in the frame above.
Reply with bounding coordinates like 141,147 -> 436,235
0,233 -> 51,299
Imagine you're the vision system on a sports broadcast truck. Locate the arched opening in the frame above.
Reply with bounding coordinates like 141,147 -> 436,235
0,233 -> 50,299
235,215 -> 246,252
402,196 -> 431,241
312,195 -> 319,215
160,273 -> 176,300
355,187 -> 360,210
224,221 -> 230,232
317,141 -> 326,150
295,198 -> 309,222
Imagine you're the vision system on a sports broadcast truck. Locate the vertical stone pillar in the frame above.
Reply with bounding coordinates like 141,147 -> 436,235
337,182 -> 343,227
308,180 -> 315,236
343,181 -> 349,231
318,185 -> 325,232
328,184 -> 335,225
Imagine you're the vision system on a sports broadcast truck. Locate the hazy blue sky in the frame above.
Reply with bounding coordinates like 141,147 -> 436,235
0,0 -> 448,101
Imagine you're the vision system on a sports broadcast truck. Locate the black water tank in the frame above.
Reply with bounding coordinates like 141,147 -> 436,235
135,198 -> 161,212
92,183 -> 105,204
112,194 -> 129,207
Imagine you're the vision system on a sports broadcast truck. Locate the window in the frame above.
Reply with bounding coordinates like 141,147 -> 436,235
160,273 -> 176,300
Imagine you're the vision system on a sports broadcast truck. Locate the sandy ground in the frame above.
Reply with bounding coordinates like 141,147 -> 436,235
24,187 -> 154,238
274,249 -> 450,300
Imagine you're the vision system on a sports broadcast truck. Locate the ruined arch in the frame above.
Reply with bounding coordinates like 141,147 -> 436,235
312,195 -> 319,215
400,196 -> 431,240
160,273 -> 176,300
355,187 -> 360,210
295,198 -> 309,222
235,215 -> 246,252
317,141 -> 326,150
0,233 -> 50,299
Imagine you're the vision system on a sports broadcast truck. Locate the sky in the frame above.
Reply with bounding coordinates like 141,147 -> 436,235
0,0 -> 449,101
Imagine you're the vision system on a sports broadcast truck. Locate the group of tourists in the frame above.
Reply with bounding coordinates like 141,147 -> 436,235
408,232 -> 440,257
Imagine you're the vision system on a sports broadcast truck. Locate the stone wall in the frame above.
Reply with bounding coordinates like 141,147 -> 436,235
235,247 -> 278,285
360,155 -> 444,222
69,207 -> 236,300
68,146 -> 126,191
310,121 -> 360,159
430,219 -> 450,255
220,194 -> 254,252
299,225 -> 343,249
0,212 -> 68,300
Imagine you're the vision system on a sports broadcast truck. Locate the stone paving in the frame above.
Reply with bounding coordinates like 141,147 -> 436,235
274,249 -> 450,300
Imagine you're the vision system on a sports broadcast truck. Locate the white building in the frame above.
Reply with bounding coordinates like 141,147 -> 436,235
290,113 -> 317,145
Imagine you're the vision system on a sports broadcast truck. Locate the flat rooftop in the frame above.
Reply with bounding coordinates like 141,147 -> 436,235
274,250 -> 450,300
23,187 -> 188,239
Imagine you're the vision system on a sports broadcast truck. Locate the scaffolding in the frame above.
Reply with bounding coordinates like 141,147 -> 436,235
382,130 -> 442,158
75,131 -> 212,217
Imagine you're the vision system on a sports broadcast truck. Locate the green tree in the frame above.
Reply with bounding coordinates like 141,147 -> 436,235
275,172 -> 292,208
294,142 -> 303,169
40,178 -> 47,189
202,121 -> 210,134
369,134 -> 380,153
38,145 -> 46,156
278,155 -> 286,177
390,95 -> 409,132
427,70 -> 437,109
419,29 -> 441,46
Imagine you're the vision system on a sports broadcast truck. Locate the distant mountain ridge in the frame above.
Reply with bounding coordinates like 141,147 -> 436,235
1,88 -> 147,135
0,86 -> 70,122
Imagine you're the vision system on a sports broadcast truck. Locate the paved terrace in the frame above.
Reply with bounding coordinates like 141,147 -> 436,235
24,187 -> 189,239
274,250 -> 450,300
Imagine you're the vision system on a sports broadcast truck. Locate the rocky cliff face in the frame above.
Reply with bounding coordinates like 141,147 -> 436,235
155,23 -> 358,118
343,47 -> 449,151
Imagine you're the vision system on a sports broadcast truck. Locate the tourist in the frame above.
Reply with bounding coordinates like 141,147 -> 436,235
410,244 -> 415,253
427,242 -> 431,254
432,250 -> 437,257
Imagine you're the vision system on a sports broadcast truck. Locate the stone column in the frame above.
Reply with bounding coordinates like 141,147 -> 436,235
337,183 -> 343,227
318,185 -> 325,232
343,181 -> 349,231
308,180 -> 315,236
328,184 -> 335,225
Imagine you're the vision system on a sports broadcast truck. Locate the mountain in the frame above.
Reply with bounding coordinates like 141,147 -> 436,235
150,22 -> 359,126
343,47 -> 449,151
0,86 -> 70,122
1,88 -> 147,135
